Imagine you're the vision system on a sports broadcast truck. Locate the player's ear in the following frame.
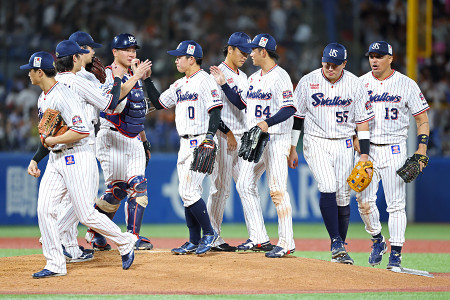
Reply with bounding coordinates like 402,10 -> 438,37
342,61 -> 347,68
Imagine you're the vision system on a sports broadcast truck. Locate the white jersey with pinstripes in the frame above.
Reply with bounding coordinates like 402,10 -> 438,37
77,67 -> 101,126
359,70 -> 429,144
37,82 -> 89,150
245,65 -> 295,134
158,69 -> 223,135
294,68 -> 374,138
55,71 -> 112,144
219,62 -> 247,134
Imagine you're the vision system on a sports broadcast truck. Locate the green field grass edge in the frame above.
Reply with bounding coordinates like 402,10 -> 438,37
1,292 -> 450,299
1,223 -> 450,240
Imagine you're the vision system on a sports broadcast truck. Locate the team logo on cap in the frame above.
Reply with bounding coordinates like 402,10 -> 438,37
187,45 -> 196,55
372,43 -> 380,49
259,37 -> 268,47
33,57 -> 42,68
329,49 -> 338,57
128,36 -> 136,43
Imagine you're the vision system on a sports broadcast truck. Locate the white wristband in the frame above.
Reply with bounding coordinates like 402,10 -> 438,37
291,130 -> 301,146
357,131 -> 370,140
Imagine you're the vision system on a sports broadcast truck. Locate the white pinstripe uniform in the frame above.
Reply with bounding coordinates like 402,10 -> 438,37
295,69 -> 374,205
96,68 -> 146,195
158,69 -> 223,206
37,82 -> 136,274
357,70 -> 429,246
54,71 -> 115,259
207,62 -> 247,246
236,64 -> 295,251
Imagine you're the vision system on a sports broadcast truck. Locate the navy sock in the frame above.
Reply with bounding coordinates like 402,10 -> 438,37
391,246 -> 402,253
184,207 -> 201,244
337,205 -> 350,242
189,198 -> 214,235
319,192 -> 340,240
372,233 -> 382,239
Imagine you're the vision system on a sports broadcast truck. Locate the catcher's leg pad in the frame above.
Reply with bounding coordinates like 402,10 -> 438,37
347,161 -> 373,192
128,175 -> 147,197
126,196 -> 148,235
96,181 -> 128,213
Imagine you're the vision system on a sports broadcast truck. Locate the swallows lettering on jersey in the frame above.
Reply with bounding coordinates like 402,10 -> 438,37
367,91 -> 401,103
246,85 -> 272,101
176,89 -> 199,103
311,93 -> 352,107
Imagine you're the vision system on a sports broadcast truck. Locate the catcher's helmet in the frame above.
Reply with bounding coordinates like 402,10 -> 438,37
111,33 -> 140,50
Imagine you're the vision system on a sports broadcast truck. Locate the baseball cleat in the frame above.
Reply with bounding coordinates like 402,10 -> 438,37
32,269 -> 66,279
195,232 -> 219,255
211,243 -> 237,252
265,246 -> 295,258
331,252 -> 354,265
369,236 -> 387,266
86,230 -> 111,251
387,250 -> 402,269
171,242 -> 198,255
236,239 -> 274,252
69,251 -> 94,263
121,249 -> 135,270
330,237 -> 347,259
135,236 -> 153,250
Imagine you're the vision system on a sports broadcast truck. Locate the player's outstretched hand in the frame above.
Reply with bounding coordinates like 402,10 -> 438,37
209,66 -> 226,85
28,160 -> 41,178
226,131 -> 237,151
132,59 -> 152,80
288,146 -> 298,169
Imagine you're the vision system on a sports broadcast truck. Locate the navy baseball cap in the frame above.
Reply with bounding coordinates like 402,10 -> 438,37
247,33 -> 277,52
20,51 -> 55,70
69,31 -> 102,48
56,40 -> 90,58
366,41 -> 393,56
322,43 -> 347,65
167,40 -> 203,58
228,32 -> 252,54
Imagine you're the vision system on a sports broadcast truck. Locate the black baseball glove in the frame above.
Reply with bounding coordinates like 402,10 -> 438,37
396,154 -> 429,183
190,135 -> 217,174
238,125 -> 269,163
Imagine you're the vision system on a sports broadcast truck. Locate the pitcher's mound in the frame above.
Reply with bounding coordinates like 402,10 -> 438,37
1,250 -> 449,294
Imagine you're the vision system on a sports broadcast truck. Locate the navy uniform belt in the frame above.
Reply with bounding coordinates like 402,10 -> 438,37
52,147 -> 73,153
181,134 -> 203,139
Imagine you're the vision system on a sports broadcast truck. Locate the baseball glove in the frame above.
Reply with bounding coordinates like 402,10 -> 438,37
238,126 -> 269,163
347,161 -> 373,192
85,56 -> 106,84
38,108 -> 68,147
190,137 -> 217,174
396,154 -> 429,183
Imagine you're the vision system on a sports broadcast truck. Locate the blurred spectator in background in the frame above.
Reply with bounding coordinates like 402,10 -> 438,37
0,0 -> 448,155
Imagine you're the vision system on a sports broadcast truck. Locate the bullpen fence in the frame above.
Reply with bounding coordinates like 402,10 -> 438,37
0,153 -> 448,225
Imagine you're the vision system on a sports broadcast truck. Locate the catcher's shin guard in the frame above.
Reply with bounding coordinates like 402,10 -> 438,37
126,196 -> 148,235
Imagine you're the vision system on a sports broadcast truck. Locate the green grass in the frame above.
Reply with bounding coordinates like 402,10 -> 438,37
1,292 -> 449,299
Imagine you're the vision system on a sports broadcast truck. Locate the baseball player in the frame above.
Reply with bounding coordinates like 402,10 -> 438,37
87,33 -> 154,251
211,34 -> 296,258
289,43 -> 374,264
206,32 -> 252,252
23,51 -> 137,278
356,41 -> 430,268
145,40 -> 222,255
50,39 -> 124,260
